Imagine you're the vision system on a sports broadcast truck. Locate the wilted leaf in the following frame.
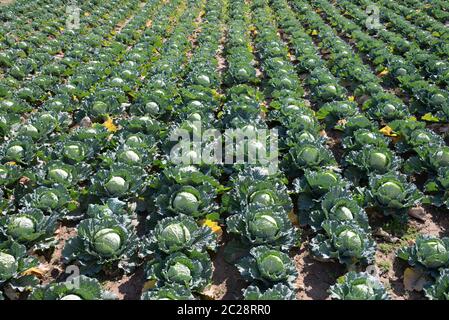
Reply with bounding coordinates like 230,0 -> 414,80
21,267 -> 45,278
103,117 -> 118,132
403,267 -> 428,291
408,207 -> 426,222
378,69 -> 389,77
288,210 -> 299,227
379,125 -> 398,137
199,285 -> 216,300
421,113 -> 440,122
201,219 -> 223,236
143,279 -> 157,291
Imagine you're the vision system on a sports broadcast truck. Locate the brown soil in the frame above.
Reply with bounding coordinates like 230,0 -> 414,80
294,244 -> 345,300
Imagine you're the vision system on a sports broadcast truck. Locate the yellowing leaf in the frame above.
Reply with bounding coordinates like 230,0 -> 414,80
348,96 -> 355,102
84,12 -> 90,17
201,219 -> 222,235
421,113 -> 440,122
5,161 -> 17,166
21,267 -> 45,278
103,117 -> 118,132
378,69 -> 389,77
211,89 -> 223,100
379,125 -> 398,137
311,30 -> 319,36
143,280 -> 157,291
288,210 -> 299,227
403,267 -> 428,292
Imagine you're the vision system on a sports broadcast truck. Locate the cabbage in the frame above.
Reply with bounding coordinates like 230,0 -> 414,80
349,284 -> 374,300
64,144 -> 84,160
48,168 -> 70,182
19,124 -> 39,138
259,254 -> 285,279
435,149 -> 449,167
297,131 -> 316,143
60,294 -> 83,300
250,191 -> 274,206
334,206 -> 354,221
383,104 -> 396,114
172,191 -> 199,214
377,181 -> 404,202
196,75 -> 210,86
417,239 -> 449,268
38,191 -> 59,209
0,252 -> 18,279
299,146 -> 319,164
0,168 -> 7,180
125,135 -> 143,147
329,271 -> 389,300
118,150 -> 141,164
92,101 -> 108,115
8,216 -> 35,239
161,223 -> 191,248
94,228 -> 122,257
337,229 -> 362,252
166,262 -> 192,284
105,176 -> 129,195
145,102 -> 159,115
358,131 -> 377,144
6,145 -> 24,160
248,215 -> 278,239
315,171 -> 338,189
415,131 -> 431,143
369,152 -> 388,171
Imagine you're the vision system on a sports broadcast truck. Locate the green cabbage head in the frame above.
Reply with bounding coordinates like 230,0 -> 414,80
417,239 -> 449,268
248,214 -> 278,239
60,294 -> 83,300
166,262 -> 192,284
172,191 -> 199,214
336,229 -> 363,252
94,228 -> 122,257
258,252 -> 286,281
250,191 -> 274,206
8,216 -> 35,239
0,252 -> 18,279
105,176 -> 129,195
160,223 -> 192,249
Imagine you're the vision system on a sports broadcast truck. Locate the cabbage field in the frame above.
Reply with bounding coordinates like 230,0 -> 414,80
1,0 -> 449,301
